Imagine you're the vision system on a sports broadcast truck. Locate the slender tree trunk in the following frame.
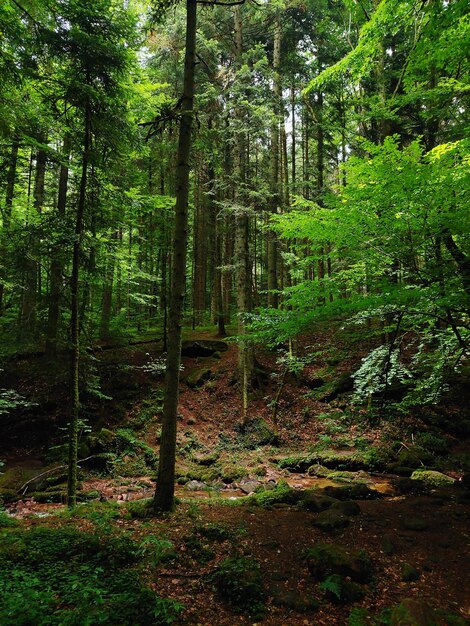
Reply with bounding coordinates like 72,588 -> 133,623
46,135 -> 71,357
154,0 -> 197,512
67,106 -> 91,508
21,140 -> 47,333
0,137 -> 19,314
267,13 -> 281,309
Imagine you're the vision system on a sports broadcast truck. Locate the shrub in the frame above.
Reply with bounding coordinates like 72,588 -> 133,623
209,556 -> 265,618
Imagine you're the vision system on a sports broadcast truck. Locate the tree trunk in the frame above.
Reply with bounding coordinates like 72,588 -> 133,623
67,106 -> 91,508
267,13 -> 281,309
154,0 -> 197,512
0,137 -> 19,314
46,135 -> 71,357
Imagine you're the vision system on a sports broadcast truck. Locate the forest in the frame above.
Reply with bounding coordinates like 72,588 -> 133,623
0,0 -> 469,623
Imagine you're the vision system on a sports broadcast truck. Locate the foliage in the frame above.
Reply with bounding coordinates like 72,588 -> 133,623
0,525 -> 183,624
209,556 -> 265,619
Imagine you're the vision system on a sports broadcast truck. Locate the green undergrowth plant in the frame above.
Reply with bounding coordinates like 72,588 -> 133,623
0,525 -> 183,625
209,556 -> 265,619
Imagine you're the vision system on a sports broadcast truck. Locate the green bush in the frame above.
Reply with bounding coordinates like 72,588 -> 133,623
0,526 -> 183,625
209,556 -> 265,618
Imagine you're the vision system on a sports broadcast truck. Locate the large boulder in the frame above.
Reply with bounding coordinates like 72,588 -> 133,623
313,509 -> 350,531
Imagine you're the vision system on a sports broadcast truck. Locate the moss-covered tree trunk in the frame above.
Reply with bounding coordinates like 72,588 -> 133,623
153,0 -> 197,512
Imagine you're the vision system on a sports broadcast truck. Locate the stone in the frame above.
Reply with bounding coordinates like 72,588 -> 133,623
307,464 -> 331,477
401,563 -> 420,582
410,470 -> 455,488
269,585 -> 318,613
193,452 -> 219,466
390,600 -> 468,625
306,543 -> 373,583
394,477 -> 425,494
181,340 -> 228,358
185,480 -> 207,491
313,509 -> 350,531
186,367 -> 213,388
331,500 -> 361,516
239,480 -> 262,495
300,491 -> 337,512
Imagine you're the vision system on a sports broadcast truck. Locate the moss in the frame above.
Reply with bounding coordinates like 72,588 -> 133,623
410,470 -> 455,488
248,480 -> 302,507
186,367 -> 213,388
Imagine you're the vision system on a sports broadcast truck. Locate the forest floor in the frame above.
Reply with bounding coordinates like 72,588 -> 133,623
1,327 -> 470,624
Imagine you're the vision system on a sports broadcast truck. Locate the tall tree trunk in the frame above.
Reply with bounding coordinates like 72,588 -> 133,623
234,5 -> 254,421
267,13 -> 281,309
67,106 -> 91,508
0,137 -> 19,314
21,140 -> 47,333
46,135 -> 71,357
154,0 -> 196,512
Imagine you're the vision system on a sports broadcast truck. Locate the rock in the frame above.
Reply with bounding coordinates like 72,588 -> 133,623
401,563 -> 420,582
306,543 -> 373,583
239,480 -> 262,495
410,470 -> 455,488
185,480 -> 207,491
187,417 -> 197,425
313,509 -> 350,531
331,500 -> 361,516
380,534 -> 396,555
324,482 -> 379,501
301,492 -> 337,512
193,452 -> 219,466
322,575 -> 366,604
181,340 -> 228,358
319,372 -> 354,402
394,477 -> 425,494
389,598 -> 466,625
397,447 -> 433,469
307,464 -> 331,477
269,585 -> 318,612
186,367 -> 213,388
402,517 -> 429,531
386,463 -> 415,476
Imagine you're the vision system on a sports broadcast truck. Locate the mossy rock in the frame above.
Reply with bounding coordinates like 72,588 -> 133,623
410,470 -> 455,488
249,480 -> 302,507
89,428 -> 117,452
323,482 -> 379,501
390,598 -> 467,625
307,464 -> 331,477
394,477 -> 425,494
186,367 -> 213,388
321,574 -> 366,604
193,451 -> 219,466
386,463 -> 415,476
0,467 -> 41,492
33,489 -> 67,503
313,509 -> 350,531
397,447 -> 433,469
300,491 -> 337,512
401,563 -> 420,582
330,500 -> 361,516
306,543 -> 373,583
235,418 -> 278,448
77,490 -> 101,502
0,488 -> 21,504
